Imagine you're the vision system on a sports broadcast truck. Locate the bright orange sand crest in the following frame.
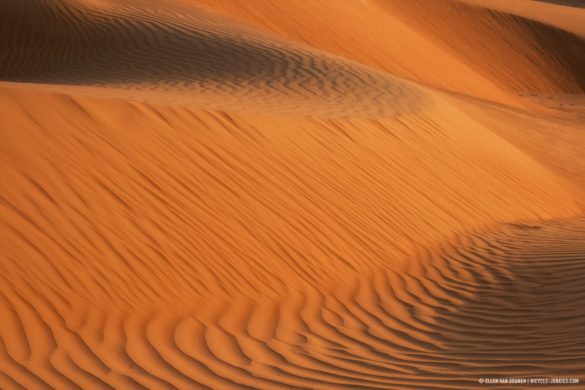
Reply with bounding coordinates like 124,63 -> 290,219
1,0 -> 585,388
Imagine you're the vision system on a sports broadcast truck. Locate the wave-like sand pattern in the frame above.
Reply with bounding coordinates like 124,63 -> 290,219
1,217 -> 584,389
0,86 -> 578,304
1,0 -> 584,388
190,0 -> 585,108
190,0 -> 521,108
0,84 -> 582,388
0,0 -> 428,117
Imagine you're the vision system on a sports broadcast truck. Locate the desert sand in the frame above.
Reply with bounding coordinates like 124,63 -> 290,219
1,0 -> 584,388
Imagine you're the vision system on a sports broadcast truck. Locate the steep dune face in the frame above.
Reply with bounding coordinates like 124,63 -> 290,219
189,0 -> 521,107
189,0 -> 585,105
379,0 -> 585,95
460,0 -> 585,37
1,0 -> 585,388
0,83 -> 582,388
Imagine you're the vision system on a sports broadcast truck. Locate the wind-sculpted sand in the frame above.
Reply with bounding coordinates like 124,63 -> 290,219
0,0 -> 428,117
458,0 -> 585,37
2,212 -> 585,389
1,0 -> 585,388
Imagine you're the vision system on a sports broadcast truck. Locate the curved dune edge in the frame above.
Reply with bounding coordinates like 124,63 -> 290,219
449,93 -> 585,207
376,0 -> 585,97
190,0 -> 585,109
0,84 -> 580,305
0,0 -> 429,118
1,0 -> 585,388
189,0 -> 521,108
458,0 -> 585,37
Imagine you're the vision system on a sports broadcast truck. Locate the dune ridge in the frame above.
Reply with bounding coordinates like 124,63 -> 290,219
378,0 -> 585,96
189,0 -> 521,108
459,0 -> 585,37
1,0 -> 585,388
0,0 -> 428,117
452,93 -> 585,205
1,84 -> 579,305
189,0 -> 585,108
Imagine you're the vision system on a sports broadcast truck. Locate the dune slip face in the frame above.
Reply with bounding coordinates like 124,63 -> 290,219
1,0 -> 585,389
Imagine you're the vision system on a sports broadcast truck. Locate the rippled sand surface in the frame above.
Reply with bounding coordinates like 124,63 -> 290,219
1,0 -> 584,388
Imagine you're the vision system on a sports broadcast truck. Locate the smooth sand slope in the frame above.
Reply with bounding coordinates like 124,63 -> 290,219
378,0 -> 585,96
459,0 -> 585,37
1,0 -> 585,388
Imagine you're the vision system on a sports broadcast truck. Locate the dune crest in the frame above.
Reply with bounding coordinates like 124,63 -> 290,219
378,0 -> 585,96
0,0 -> 429,117
1,0 -> 585,388
190,0 -> 521,107
459,0 -> 585,37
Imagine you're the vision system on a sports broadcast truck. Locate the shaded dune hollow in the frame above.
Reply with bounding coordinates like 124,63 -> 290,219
0,0 -> 428,117
1,0 -> 585,389
378,0 -> 585,95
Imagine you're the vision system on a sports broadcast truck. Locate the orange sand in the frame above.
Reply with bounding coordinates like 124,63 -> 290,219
1,0 -> 584,388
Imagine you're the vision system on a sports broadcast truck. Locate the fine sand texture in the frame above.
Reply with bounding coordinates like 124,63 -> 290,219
1,0 -> 585,388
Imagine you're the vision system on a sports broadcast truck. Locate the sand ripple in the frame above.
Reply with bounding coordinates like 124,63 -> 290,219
0,0 -> 427,117
1,0 -> 584,388
1,219 -> 584,389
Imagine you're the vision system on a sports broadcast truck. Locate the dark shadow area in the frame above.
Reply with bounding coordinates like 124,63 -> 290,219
534,0 -> 585,8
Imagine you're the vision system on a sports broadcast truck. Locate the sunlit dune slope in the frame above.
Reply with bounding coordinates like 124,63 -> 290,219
1,83 -> 578,306
1,0 -> 585,388
189,0 -> 520,107
452,94 -> 585,206
1,81 -> 582,387
190,0 -> 585,105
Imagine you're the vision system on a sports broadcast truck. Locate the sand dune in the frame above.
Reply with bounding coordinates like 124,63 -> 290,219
190,0 -> 585,106
379,0 -> 585,96
0,0 -> 428,117
189,0 -> 520,107
452,93 -> 585,205
1,216 -> 584,389
2,84 -> 577,304
459,0 -> 585,37
1,0 -> 585,388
